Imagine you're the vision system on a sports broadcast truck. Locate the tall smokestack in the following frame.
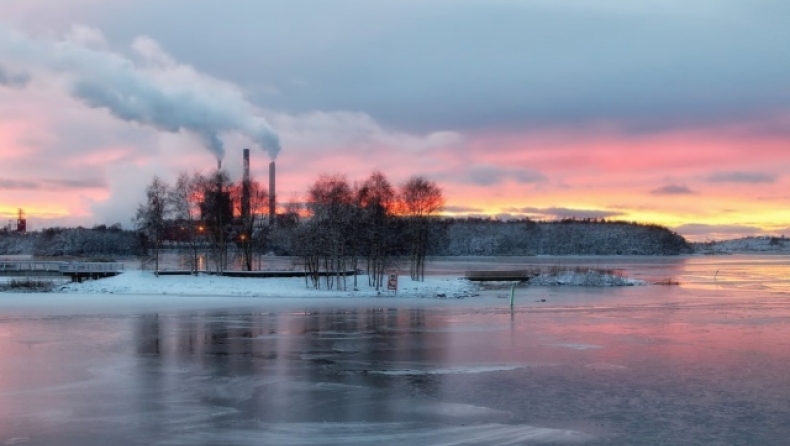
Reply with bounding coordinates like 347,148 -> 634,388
217,159 -> 222,170
269,161 -> 276,226
242,149 -> 250,221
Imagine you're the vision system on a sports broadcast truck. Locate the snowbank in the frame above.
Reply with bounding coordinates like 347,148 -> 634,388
529,271 -> 646,287
57,271 -> 479,299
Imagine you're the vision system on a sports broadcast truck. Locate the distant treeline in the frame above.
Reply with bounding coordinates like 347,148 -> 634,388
0,224 -> 140,257
431,218 -> 691,256
0,218 -> 690,257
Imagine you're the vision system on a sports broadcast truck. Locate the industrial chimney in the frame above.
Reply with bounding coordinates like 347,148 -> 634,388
269,161 -> 276,225
242,149 -> 250,221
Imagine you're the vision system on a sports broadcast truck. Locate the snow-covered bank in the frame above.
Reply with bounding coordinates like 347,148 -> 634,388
529,271 -> 646,287
693,236 -> 790,254
57,271 -> 479,299
54,269 -> 645,299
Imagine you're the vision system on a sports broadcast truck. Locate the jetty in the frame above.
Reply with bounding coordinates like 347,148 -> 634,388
0,260 -> 125,282
464,270 -> 537,282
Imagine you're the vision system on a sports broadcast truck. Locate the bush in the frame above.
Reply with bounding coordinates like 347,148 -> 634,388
0,278 -> 56,292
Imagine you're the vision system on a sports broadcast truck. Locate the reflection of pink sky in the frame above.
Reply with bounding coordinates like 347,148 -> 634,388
434,302 -> 790,378
1,91 -> 789,240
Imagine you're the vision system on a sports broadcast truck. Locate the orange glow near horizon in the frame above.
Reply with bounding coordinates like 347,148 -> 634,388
2,110 -> 790,240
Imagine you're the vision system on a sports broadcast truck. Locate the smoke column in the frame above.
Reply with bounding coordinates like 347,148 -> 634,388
269,161 -> 276,225
242,149 -> 250,220
0,25 -> 280,161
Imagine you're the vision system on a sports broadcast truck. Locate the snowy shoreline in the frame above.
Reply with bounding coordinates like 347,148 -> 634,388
52,269 -> 644,297
1,268 -> 647,298
56,271 -> 480,299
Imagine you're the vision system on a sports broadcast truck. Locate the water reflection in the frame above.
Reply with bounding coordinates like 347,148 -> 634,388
121,302 -> 790,444
3,255 -> 790,444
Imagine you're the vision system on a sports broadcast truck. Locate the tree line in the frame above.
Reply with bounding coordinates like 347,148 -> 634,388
0,178 -> 693,276
134,169 -> 444,288
432,217 -> 691,256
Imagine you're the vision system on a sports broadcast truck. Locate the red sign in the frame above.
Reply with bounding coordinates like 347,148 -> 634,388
387,274 -> 398,291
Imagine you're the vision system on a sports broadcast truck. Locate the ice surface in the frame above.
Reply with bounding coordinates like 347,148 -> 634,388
2,255 -> 790,445
149,423 -> 592,446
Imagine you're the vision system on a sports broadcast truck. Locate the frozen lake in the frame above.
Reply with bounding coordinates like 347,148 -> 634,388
1,255 -> 789,445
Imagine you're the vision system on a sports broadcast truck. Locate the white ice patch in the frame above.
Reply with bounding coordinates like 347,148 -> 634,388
398,401 -> 511,419
365,364 -> 523,376
585,363 -> 627,371
549,343 -> 603,350
310,382 -> 368,391
152,422 -> 592,445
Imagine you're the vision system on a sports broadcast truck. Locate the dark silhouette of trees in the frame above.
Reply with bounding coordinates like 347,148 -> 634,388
431,217 -> 691,256
198,170 -> 234,274
134,176 -> 170,275
357,171 -> 396,290
399,176 -> 444,281
169,171 -> 204,274
304,175 -> 355,290
14,168 -> 691,283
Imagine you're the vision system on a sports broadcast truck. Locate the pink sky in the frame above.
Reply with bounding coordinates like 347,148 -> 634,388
1,3 -> 789,241
3,106 -> 788,241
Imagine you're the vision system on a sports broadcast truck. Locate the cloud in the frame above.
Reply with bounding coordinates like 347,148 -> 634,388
706,171 -> 777,184
0,177 -> 106,191
43,178 -> 107,189
674,223 -> 763,240
269,110 -> 462,154
129,1 -> 787,134
444,205 -> 484,213
3,2 -> 788,136
465,165 -> 546,186
0,179 -> 39,190
0,65 -> 30,88
650,185 -> 695,195
504,207 -> 624,220
0,24 -> 280,160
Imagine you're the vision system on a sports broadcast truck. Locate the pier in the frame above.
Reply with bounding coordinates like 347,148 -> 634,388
0,261 -> 125,282
464,270 -> 536,282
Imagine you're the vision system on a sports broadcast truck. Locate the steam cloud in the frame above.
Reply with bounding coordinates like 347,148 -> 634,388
0,25 -> 280,160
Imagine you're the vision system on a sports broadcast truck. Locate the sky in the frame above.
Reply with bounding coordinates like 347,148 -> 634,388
0,0 -> 788,241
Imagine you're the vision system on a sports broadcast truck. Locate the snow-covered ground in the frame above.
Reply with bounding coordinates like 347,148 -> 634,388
51,269 -> 644,299
0,266 -> 649,300
694,236 -> 790,254
57,271 -> 479,299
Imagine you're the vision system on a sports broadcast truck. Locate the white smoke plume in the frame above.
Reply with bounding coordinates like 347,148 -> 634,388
0,25 -> 280,160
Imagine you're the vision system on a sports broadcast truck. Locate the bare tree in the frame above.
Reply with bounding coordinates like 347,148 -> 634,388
293,217 -> 323,289
306,175 -> 354,290
198,169 -> 234,274
357,171 -> 395,290
134,176 -> 170,276
169,171 -> 205,274
399,176 -> 443,281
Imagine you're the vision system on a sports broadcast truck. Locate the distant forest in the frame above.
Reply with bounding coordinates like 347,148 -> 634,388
0,217 -> 690,258
433,218 -> 691,256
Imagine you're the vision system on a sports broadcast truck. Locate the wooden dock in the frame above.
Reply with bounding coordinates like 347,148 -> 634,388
0,261 -> 125,282
464,270 -> 536,282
